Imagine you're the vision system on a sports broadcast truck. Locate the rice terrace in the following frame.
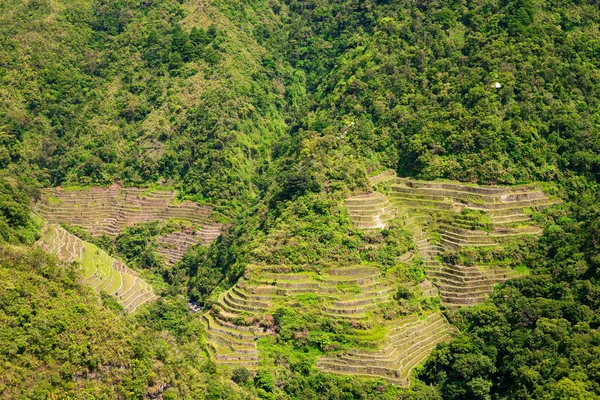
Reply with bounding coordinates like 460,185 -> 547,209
1,0 -> 598,398
33,185 -> 224,312
25,172 -> 561,386
20,173 -> 562,389
199,170 -> 560,385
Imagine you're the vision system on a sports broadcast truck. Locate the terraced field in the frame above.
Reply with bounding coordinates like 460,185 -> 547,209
202,265 -> 399,368
389,178 -> 560,227
344,173 -> 559,307
368,169 -> 397,186
34,186 -> 223,266
438,223 -> 541,251
34,186 -> 221,239
412,229 -> 520,305
317,312 -> 456,386
157,225 -> 222,266
38,224 -> 157,312
344,192 -> 395,229
216,174 -> 556,383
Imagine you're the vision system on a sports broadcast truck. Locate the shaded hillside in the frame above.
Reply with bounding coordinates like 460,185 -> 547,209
0,246 -> 256,399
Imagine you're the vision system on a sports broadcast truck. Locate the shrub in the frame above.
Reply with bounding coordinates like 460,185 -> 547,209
254,371 -> 275,392
395,286 -> 413,301
231,367 -> 250,385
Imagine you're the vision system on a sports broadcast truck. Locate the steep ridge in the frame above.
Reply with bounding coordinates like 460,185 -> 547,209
345,172 -> 560,307
37,224 -> 157,312
204,172 -> 557,382
316,312 -> 457,386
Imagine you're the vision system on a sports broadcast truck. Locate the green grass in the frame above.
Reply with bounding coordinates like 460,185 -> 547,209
41,224 -> 155,309
46,196 -> 63,205
293,293 -> 323,307
81,242 -> 97,278
343,324 -> 390,346
336,283 -> 361,294
514,264 -> 530,275
62,185 -> 95,192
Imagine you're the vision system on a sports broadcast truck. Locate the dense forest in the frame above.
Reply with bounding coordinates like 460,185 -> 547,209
1,0 -> 600,398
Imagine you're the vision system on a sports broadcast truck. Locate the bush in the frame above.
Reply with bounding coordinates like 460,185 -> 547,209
254,371 -> 275,392
395,286 -> 413,301
231,367 -> 250,385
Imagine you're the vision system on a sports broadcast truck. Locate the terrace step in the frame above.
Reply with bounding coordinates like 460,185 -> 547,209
34,187 -> 221,246
427,264 -> 520,306
37,224 -> 157,312
344,192 -> 396,229
317,312 -> 455,385
369,169 -> 397,186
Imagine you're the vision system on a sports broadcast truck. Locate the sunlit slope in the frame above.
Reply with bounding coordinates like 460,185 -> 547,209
38,224 -> 157,312
317,312 -> 457,386
34,186 -> 223,266
345,172 -> 560,307
201,260 -> 456,387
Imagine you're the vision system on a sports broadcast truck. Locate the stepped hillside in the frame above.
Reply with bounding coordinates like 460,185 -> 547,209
2,0 -> 600,398
34,186 -> 223,266
37,223 -> 157,311
317,312 -> 457,386
202,258 -> 455,386
344,172 -> 559,307
203,265 -> 396,368
344,192 -> 396,229
195,173 -> 559,386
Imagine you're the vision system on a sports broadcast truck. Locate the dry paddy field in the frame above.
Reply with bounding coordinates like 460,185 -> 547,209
345,173 -> 560,307
201,263 -> 456,387
34,186 -> 223,266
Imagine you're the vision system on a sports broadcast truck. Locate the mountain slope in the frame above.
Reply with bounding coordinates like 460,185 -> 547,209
0,0 -> 295,210
2,0 -> 600,399
276,0 -> 600,183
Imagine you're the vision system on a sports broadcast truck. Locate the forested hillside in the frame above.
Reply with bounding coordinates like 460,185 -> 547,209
276,0 -> 600,183
0,0 -> 296,211
1,0 -> 600,399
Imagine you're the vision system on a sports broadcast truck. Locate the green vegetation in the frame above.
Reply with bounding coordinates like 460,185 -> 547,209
0,246 -> 254,399
419,181 -> 600,399
275,0 -> 600,184
115,222 -> 164,273
0,0 -> 290,213
1,0 -> 600,398
0,179 -> 40,245
39,224 -> 158,311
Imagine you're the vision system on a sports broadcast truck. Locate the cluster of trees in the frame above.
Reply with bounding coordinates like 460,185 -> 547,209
272,0 -> 600,184
0,179 -> 39,245
144,25 -> 221,72
0,0 -> 293,212
0,245 -> 258,399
